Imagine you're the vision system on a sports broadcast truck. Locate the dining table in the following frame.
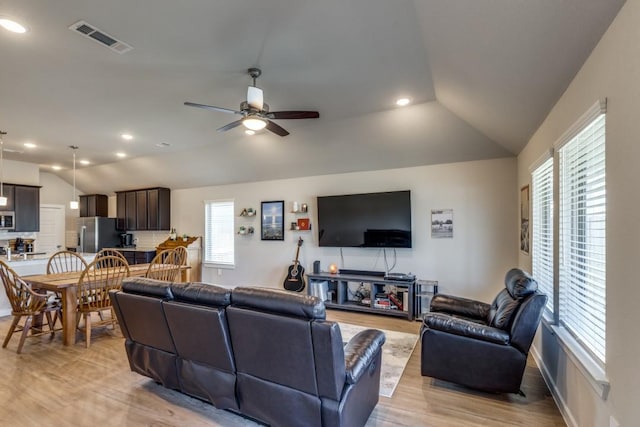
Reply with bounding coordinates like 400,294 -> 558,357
23,263 -> 188,346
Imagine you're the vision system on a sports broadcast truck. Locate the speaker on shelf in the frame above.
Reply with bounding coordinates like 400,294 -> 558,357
313,260 -> 320,274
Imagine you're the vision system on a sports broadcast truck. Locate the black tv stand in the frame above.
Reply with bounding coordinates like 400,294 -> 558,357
337,269 -> 385,277
307,272 -> 415,321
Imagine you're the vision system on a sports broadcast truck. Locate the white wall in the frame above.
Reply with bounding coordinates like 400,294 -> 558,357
39,172 -> 80,247
172,157 -> 517,302
517,0 -> 640,425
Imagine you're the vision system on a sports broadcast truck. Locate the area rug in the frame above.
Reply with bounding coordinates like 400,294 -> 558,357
338,322 -> 419,398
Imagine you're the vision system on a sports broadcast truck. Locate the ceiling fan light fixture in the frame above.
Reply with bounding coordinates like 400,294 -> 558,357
243,117 -> 267,131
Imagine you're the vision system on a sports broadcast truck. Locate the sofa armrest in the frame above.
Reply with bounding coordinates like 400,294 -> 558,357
344,329 -> 386,384
430,294 -> 491,321
423,312 -> 510,345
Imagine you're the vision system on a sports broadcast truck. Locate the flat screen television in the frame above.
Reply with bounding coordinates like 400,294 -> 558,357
317,190 -> 412,248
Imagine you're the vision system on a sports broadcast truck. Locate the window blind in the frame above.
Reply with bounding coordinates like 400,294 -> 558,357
204,200 -> 235,267
532,157 -> 554,313
559,113 -> 606,364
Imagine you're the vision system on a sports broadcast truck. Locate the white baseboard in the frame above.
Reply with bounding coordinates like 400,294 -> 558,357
531,345 -> 578,427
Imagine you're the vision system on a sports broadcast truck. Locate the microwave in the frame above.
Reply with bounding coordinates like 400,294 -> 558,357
0,211 -> 15,230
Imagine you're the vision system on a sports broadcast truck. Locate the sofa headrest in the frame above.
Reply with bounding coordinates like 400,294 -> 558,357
170,282 -> 231,307
504,268 -> 538,299
122,277 -> 174,299
231,286 -> 325,320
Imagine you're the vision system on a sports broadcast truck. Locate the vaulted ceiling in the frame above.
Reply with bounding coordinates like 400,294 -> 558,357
0,0 -> 625,193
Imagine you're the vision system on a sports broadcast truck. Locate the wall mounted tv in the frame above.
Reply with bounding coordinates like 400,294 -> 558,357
317,190 -> 412,248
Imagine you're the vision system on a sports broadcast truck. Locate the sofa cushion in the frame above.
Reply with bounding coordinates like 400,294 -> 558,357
231,286 -> 325,320
505,268 -> 538,299
122,277 -> 174,299
171,282 -> 231,307
489,289 -> 520,330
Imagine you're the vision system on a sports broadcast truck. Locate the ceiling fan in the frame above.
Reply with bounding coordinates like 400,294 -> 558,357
184,68 -> 319,137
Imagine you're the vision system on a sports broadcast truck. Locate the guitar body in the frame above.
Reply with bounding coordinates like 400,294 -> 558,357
284,237 -> 306,292
284,263 -> 305,292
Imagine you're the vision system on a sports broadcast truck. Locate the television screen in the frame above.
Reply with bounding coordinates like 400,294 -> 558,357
317,190 -> 412,248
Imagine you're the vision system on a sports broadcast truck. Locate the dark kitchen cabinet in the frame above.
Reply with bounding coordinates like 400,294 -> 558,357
125,192 -> 137,231
136,190 -> 148,230
115,249 -> 155,265
14,185 -> 40,232
79,194 -> 108,217
146,188 -> 170,230
116,192 -> 126,230
116,187 -> 170,231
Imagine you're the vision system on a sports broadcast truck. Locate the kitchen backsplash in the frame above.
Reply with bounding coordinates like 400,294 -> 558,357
132,231 -> 168,249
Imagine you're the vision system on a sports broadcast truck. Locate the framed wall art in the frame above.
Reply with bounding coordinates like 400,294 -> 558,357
261,200 -> 285,241
431,209 -> 453,238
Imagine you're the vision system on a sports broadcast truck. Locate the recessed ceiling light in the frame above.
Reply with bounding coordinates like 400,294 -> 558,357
51,165 -> 62,171
116,152 -> 126,158
395,98 -> 411,107
0,18 -> 28,34
245,130 -> 255,136
121,133 -> 133,141
79,159 -> 90,165
23,142 -> 37,149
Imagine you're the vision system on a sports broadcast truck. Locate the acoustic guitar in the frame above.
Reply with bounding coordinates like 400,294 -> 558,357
284,237 -> 305,292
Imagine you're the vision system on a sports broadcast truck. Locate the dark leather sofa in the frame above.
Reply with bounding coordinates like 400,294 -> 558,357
110,277 -> 386,427
420,268 -> 546,393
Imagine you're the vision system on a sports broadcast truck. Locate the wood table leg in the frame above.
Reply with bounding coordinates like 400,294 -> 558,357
61,287 -> 77,346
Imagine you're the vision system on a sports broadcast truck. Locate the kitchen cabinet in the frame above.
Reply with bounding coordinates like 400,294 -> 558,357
79,194 -> 108,217
13,185 -> 40,232
116,187 -> 170,231
115,249 -> 156,265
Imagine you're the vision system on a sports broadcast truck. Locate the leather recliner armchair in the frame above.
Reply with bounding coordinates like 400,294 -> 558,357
420,268 -> 547,393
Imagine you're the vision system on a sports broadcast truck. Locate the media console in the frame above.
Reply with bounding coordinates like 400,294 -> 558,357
306,272 -> 416,320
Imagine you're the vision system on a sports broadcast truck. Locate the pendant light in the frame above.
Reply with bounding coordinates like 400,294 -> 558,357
0,131 -> 7,207
69,145 -> 79,210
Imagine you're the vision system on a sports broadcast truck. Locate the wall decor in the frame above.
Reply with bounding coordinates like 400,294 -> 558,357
261,200 -> 285,240
520,185 -> 530,254
431,209 -> 453,238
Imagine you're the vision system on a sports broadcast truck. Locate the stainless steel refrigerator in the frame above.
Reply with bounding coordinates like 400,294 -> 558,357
77,217 -> 120,253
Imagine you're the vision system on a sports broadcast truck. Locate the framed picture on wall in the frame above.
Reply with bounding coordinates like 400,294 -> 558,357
520,185 -> 530,254
261,200 -> 285,241
431,209 -> 454,238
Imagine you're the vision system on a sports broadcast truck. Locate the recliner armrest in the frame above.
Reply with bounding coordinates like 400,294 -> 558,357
344,329 -> 386,384
430,294 -> 491,321
423,312 -> 510,345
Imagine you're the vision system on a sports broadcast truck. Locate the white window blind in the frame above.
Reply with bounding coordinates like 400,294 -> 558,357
532,157 -> 554,313
559,113 -> 606,364
204,200 -> 235,267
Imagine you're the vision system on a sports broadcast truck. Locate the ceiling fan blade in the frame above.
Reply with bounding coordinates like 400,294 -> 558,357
265,120 -> 290,137
266,111 -> 320,120
184,102 -> 242,115
247,86 -> 264,110
217,120 -> 244,132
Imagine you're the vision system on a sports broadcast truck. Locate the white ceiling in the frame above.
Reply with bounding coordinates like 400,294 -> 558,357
0,0 -> 625,194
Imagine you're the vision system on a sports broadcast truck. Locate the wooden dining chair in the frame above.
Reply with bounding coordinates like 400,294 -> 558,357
172,246 -> 188,282
0,260 -> 60,354
145,249 -> 181,282
46,250 -> 88,274
76,255 -> 130,348
95,249 -> 129,267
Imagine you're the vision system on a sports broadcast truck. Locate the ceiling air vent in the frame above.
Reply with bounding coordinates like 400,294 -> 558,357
69,20 -> 133,54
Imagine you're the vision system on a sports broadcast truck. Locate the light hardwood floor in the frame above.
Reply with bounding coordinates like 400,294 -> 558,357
0,310 -> 565,427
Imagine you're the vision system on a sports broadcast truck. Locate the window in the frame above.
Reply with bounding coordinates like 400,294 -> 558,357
204,200 -> 235,267
531,156 -> 554,313
558,111 -> 606,364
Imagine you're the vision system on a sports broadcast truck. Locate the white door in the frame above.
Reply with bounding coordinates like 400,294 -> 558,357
38,204 -> 66,254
